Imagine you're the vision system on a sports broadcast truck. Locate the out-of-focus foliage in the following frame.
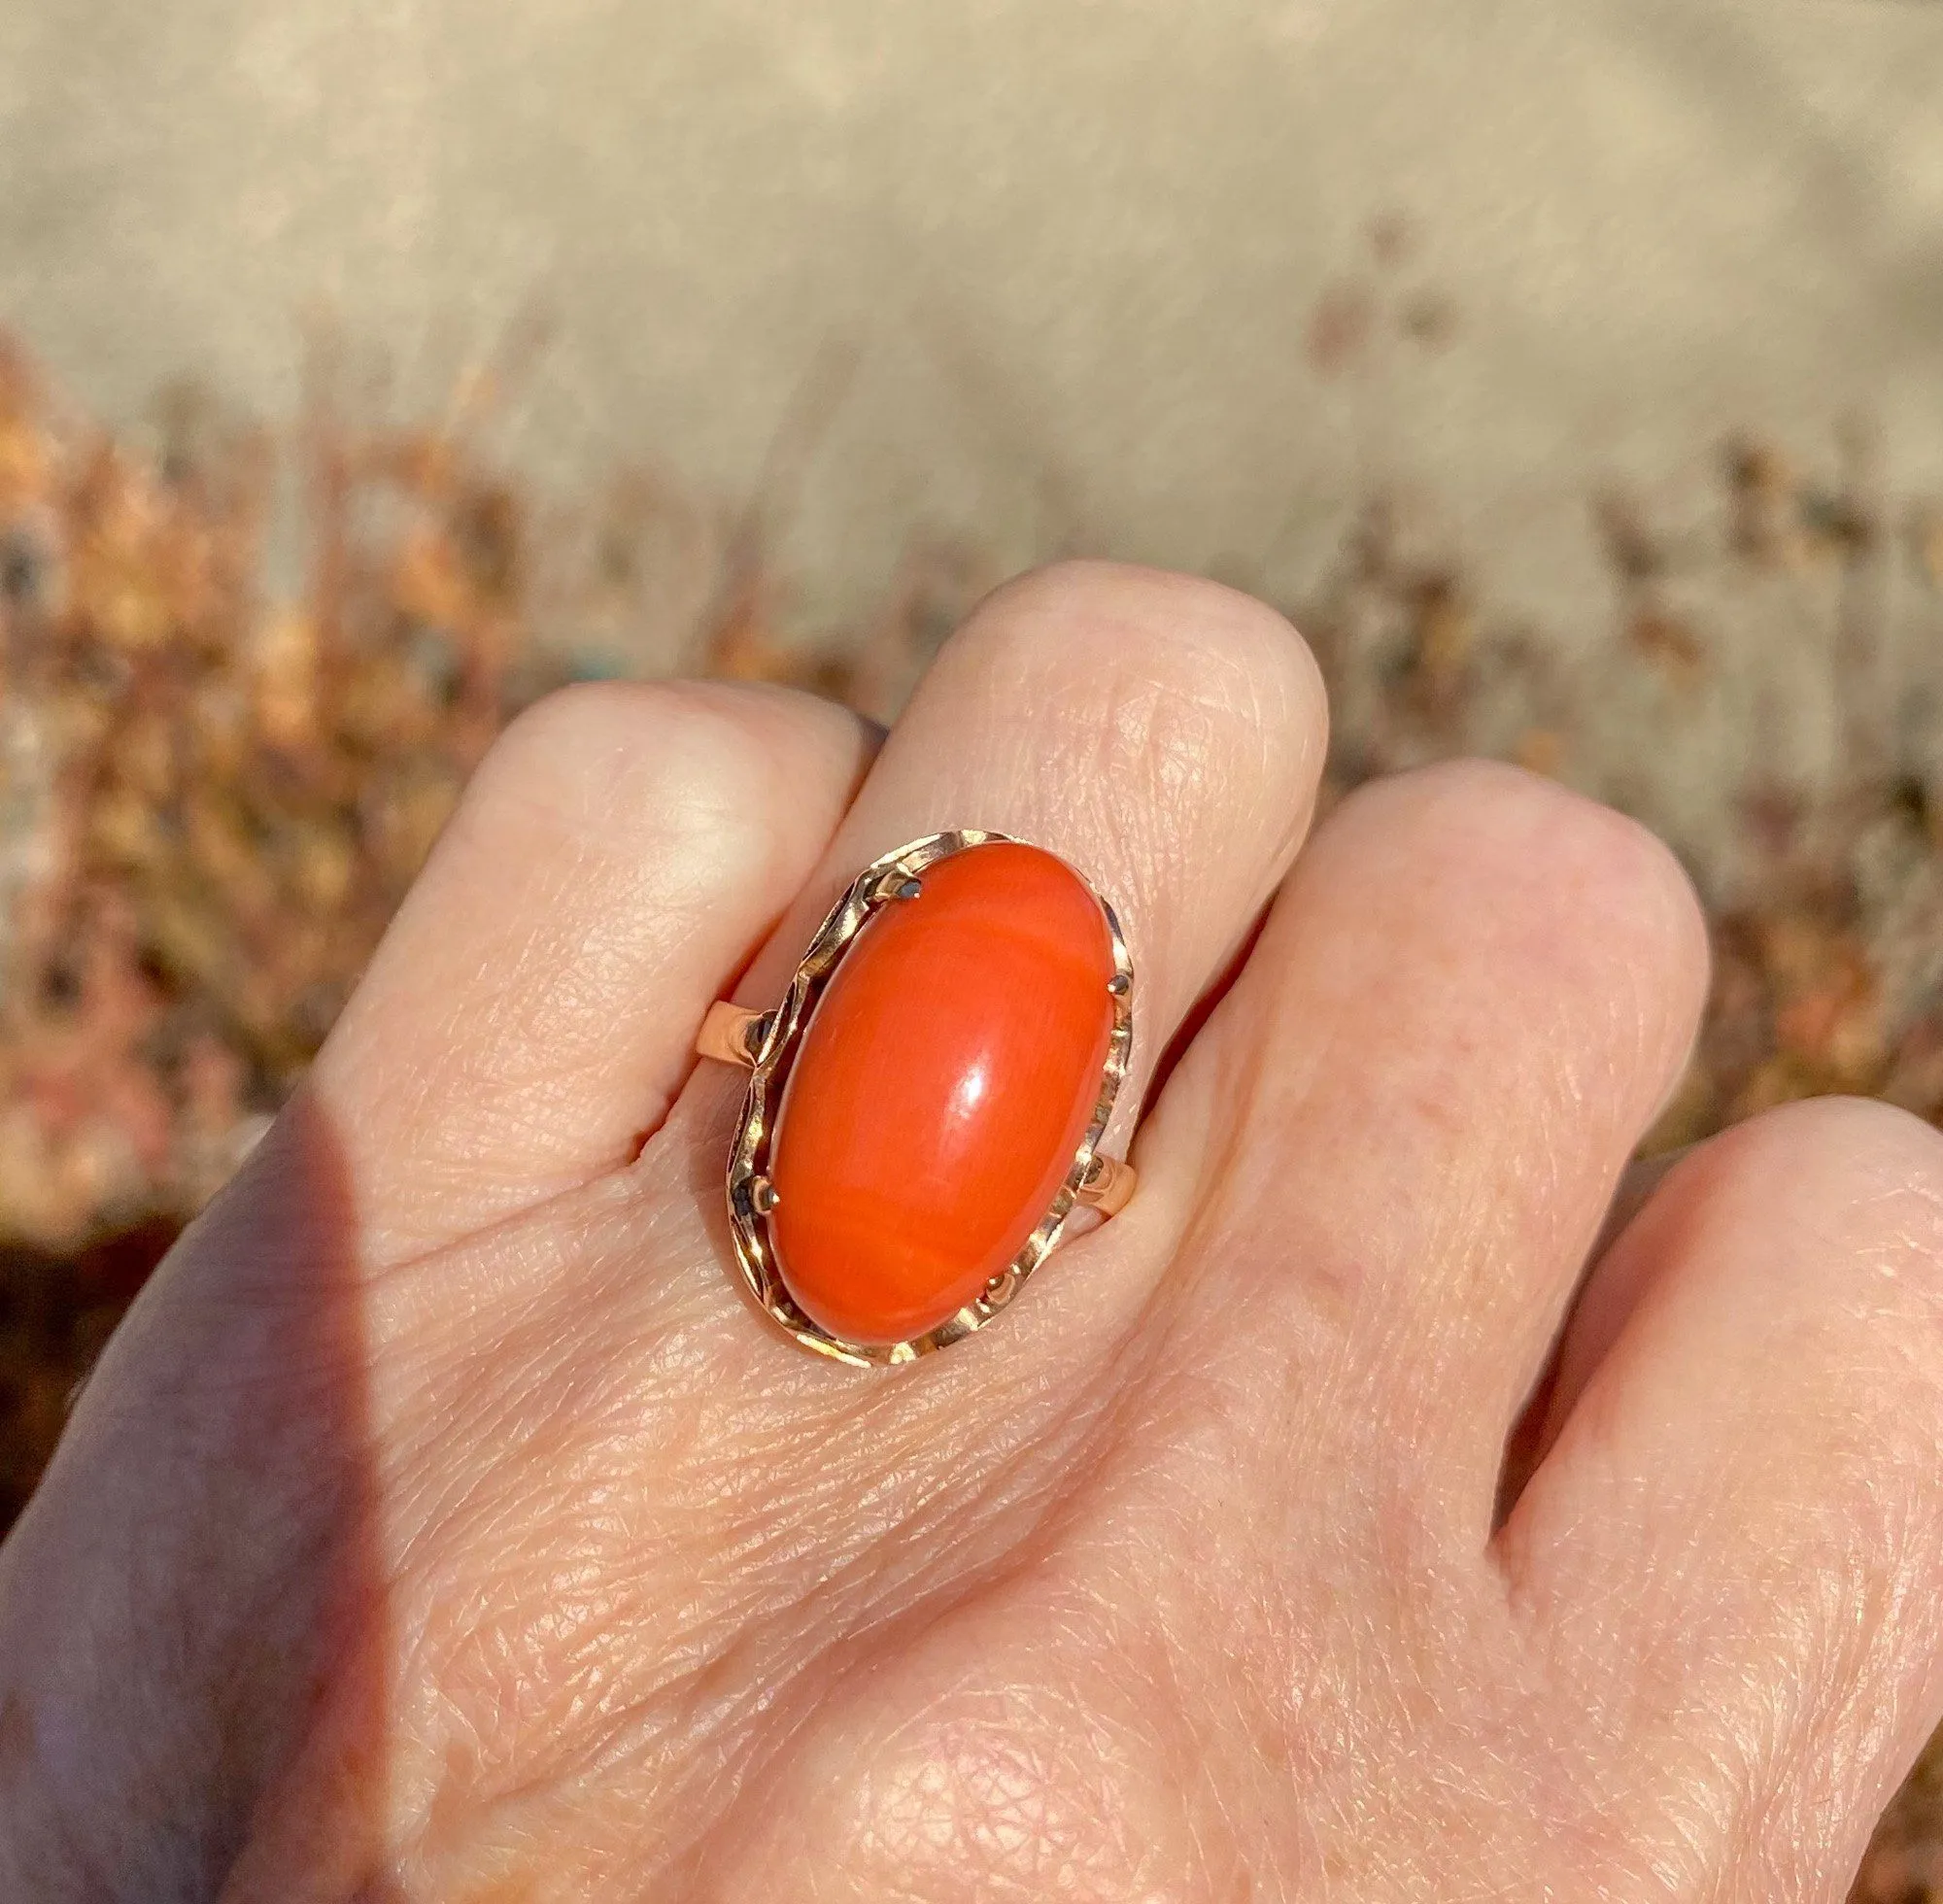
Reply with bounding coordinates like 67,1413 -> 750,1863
0,337 -> 572,1520
0,289 -> 1939,1892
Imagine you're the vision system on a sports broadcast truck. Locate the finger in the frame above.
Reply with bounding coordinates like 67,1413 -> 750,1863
1498,1097 -> 1943,1896
1136,761 -> 1709,1527
312,678 -> 872,1264
665,559 -> 1327,1343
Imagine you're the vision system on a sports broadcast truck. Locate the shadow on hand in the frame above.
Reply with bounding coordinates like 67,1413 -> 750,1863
0,1088 -> 402,1900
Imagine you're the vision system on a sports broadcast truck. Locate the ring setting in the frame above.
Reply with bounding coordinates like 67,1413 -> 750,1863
696,831 -> 1137,1366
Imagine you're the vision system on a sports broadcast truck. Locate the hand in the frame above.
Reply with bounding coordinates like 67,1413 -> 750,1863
4,561 -> 1941,1901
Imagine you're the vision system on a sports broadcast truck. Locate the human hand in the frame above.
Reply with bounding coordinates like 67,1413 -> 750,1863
4,562 -> 1942,1900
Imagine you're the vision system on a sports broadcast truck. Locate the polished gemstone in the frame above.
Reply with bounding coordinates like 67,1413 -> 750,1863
768,840 -> 1117,1344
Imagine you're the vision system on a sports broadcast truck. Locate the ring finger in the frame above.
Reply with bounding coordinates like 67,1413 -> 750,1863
656,557 -> 1329,1368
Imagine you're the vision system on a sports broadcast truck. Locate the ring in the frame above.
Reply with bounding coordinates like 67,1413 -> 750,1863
695,830 -> 1137,1366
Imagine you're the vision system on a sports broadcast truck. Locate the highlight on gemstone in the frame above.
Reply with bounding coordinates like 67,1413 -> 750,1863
767,840 -> 1117,1345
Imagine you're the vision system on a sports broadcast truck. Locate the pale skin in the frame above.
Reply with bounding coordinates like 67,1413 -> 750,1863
3,561 -> 1942,1901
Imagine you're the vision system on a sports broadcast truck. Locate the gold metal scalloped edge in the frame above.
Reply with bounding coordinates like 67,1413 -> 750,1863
722,829 -> 1136,1368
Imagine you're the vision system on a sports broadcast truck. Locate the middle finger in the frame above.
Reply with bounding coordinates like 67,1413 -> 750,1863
1139,761 -> 1711,1538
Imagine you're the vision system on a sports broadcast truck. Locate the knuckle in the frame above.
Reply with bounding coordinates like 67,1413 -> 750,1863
947,562 -> 1327,882
1722,1094 -> 1943,1395
966,559 -> 1326,743
1729,1093 -> 1943,1220
482,678 -> 705,792
464,679 -> 807,848
471,680 -> 676,817
486,676 -> 660,769
1383,759 -> 1692,902
1330,761 -> 1709,998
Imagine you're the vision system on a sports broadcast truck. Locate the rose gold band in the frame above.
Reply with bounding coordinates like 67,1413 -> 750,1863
696,1001 -> 766,1067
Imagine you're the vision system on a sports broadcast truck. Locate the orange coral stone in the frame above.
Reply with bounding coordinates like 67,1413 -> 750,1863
768,841 -> 1117,1345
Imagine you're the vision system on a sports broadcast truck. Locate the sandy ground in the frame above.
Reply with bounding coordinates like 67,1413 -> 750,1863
4,0 -> 1941,634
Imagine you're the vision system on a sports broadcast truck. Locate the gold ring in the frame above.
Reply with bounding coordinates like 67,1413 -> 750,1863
696,830 -> 1137,1366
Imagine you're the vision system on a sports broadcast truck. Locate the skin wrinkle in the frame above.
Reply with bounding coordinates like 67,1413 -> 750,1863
1752,1472 -> 1932,1832
1142,1399 -> 1461,1888
674,1379 -> 1189,1894
975,565 -> 1315,774
1156,1594 -> 1300,1894
420,806 -> 742,1028
789,1618 -> 1181,1899
391,1250 -> 1153,1889
851,1703 -> 1090,1884
1171,990 -> 1348,1318
444,1606 -> 725,1834
376,858 -> 700,1146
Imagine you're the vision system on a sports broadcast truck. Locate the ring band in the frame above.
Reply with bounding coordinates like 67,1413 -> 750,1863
696,831 -> 1137,1366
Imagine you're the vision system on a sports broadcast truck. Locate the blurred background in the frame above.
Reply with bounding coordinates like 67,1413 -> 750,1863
2,0 -> 1941,1888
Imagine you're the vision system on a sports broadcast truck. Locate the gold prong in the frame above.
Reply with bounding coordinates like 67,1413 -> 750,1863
863,867 -> 924,905
696,1002 -> 763,1068
751,1176 -> 779,1214
1075,1153 -> 1137,1217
